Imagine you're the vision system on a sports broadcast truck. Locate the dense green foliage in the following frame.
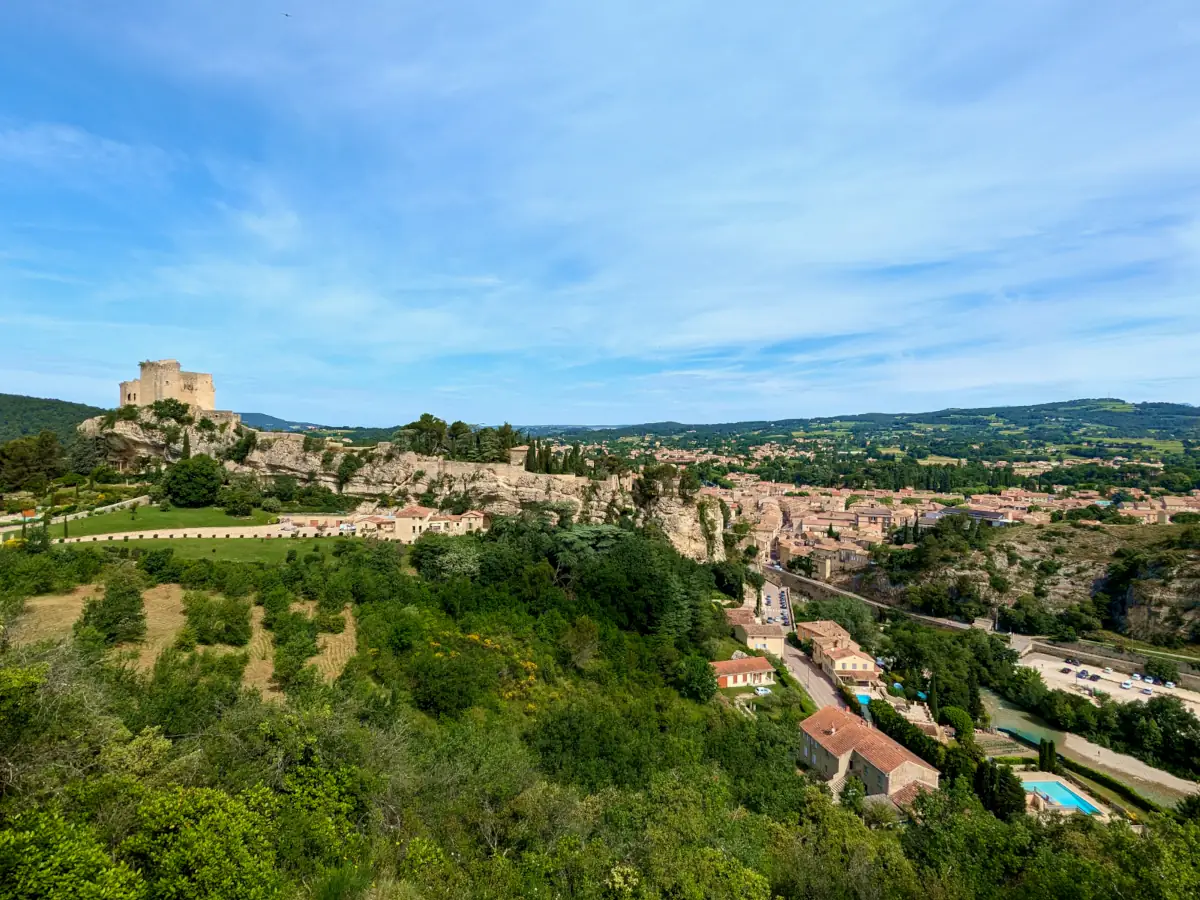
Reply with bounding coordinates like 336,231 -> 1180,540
0,393 -> 105,444
0,431 -> 66,493
3,523 -> 1200,898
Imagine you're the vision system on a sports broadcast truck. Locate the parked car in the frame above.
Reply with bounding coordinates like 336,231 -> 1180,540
1166,681 -> 1176,689
1132,673 -> 1142,680
1077,670 -> 1089,678
1121,680 -> 1133,690
1065,657 -> 1080,665
1142,687 -> 1153,696
1144,677 -> 1155,685
1104,667 -> 1113,674
1060,667 -> 1073,674
754,687 -> 772,697
1089,674 -> 1101,682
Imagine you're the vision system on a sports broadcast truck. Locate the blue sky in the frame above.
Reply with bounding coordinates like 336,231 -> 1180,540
1,1 -> 1199,426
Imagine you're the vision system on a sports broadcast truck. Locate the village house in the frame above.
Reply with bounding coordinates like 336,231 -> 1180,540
819,645 -> 878,685
734,623 -> 787,658
796,620 -> 878,686
710,656 -> 777,689
800,706 -> 940,799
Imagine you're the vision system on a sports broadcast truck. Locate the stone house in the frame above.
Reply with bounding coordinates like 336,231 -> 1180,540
800,706 -> 940,798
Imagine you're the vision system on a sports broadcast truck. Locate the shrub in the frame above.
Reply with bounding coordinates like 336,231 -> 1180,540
75,562 -> 146,645
120,787 -> 280,900
0,811 -> 146,899
183,591 -> 252,646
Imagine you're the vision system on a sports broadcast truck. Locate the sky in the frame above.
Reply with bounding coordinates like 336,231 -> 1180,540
1,1 -> 1199,426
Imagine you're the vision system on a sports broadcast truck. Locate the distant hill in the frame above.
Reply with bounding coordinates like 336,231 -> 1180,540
540,399 -> 1200,442
238,411 -> 331,431
0,393 -> 106,444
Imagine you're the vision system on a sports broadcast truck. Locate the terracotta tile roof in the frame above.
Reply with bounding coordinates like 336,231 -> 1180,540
724,607 -> 757,625
394,505 -> 437,518
797,620 -> 852,640
890,781 -> 935,808
737,624 -> 786,637
800,707 -> 938,775
710,657 -> 775,676
825,646 -> 873,661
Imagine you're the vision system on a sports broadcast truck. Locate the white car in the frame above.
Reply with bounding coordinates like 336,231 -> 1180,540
754,687 -> 772,696
1132,673 -> 1142,680
1120,680 -> 1133,690
1103,667 -> 1113,674
1165,681 -> 1176,689
1142,687 -> 1153,696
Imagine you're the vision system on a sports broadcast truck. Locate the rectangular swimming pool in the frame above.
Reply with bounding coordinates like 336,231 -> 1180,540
856,693 -> 872,706
1022,780 -> 1100,814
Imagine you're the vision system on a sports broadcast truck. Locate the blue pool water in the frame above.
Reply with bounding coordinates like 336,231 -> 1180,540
856,693 -> 872,706
1022,780 -> 1100,814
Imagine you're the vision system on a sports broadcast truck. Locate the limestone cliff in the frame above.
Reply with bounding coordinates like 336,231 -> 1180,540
77,418 -> 725,562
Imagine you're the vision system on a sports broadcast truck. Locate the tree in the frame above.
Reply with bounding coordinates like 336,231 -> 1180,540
993,763 -> 1027,821
121,787 -> 280,900
181,430 -> 191,460
162,454 -> 223,507
1038,738 -> 1058,773
76,561 -> 147,645
0,811 -> 146,899
840,775 -> 866,816
1145,657 -> 1179,684
675,654 -> 717,702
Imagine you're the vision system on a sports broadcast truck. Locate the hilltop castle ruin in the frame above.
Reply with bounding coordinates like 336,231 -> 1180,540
119,359 -> 216,410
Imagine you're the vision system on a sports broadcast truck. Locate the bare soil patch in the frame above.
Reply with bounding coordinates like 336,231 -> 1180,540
315,607 -> 357,682
243,605 -> 282,701
118,584 -> 188,670
13,584 -> 100,644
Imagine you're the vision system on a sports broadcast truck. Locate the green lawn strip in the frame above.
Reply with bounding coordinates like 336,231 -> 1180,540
60,505 -> 272,537
148,537 -> 335,563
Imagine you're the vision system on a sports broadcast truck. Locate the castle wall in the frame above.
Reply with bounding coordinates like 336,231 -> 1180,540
119,360 -> 216,410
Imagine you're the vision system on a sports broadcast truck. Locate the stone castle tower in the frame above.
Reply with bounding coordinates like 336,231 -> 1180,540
119,359 -> 216,410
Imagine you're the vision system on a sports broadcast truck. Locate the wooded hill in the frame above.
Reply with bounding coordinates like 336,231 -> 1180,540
0,393 -> 105,444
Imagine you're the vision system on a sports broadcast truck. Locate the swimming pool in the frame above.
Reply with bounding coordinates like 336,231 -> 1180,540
856,693 -> 872,706
1022,780 -> 1100,814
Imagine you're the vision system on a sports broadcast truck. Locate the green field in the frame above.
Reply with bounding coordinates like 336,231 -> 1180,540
57,505 -> 272,538
150,536 -> 342,563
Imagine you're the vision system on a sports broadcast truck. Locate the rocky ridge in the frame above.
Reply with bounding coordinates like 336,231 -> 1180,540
79,416 -> 726,562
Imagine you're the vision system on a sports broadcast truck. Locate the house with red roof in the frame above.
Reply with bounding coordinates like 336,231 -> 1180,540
710,656 -> 776,689
800,706 -> 939,799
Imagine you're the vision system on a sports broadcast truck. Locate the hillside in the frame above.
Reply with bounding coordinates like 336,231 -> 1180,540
0,392 -> 105,443
863,520 -> 1200,648
543,398 -> 1200,442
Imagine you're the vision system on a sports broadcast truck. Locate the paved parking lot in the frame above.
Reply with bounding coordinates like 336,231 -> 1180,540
1023,653 -> 1200,715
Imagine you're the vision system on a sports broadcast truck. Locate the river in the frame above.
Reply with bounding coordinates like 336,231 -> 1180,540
980,687 -> 1195,808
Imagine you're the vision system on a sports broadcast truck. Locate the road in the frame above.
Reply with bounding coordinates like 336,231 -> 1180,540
1,496 -> 150,538
1023,653 -> 1200,716
760,579 -> 846,709
764,566 -> 972,632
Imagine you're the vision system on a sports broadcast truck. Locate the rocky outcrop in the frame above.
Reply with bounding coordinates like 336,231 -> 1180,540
77,418 -> 726,562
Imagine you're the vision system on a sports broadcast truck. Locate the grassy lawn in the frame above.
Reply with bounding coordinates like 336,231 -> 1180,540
159,537 -> 338,563
62,505 -> 272,537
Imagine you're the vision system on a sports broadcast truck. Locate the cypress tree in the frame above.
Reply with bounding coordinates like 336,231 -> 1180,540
181,430 -> 191,460
994,764 -> 1028,821
525,441 -> 538,472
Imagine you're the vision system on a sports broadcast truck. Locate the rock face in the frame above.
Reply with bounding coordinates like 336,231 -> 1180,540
78,418 -> 725,562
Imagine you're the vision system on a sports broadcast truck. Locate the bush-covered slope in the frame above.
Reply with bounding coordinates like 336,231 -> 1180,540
0,392 -> 105,443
